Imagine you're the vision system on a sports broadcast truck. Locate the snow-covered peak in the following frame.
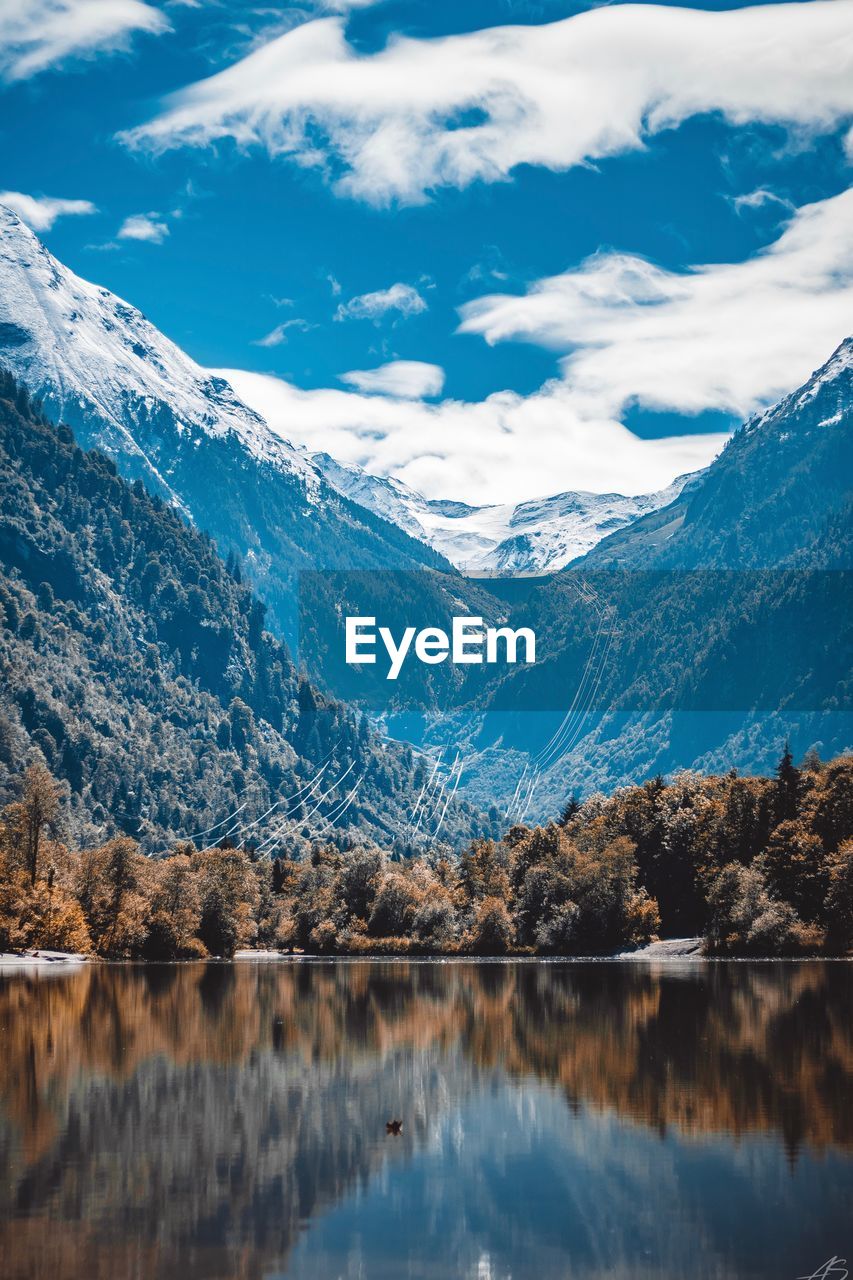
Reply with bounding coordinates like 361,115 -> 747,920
0,204 -> 317,488
792,336 -> 853,409
312,450 -> 697,574
0,206 -> 704,576
743,335 -> 853,437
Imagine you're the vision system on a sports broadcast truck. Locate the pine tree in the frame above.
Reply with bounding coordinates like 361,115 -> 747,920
559,795 -> 581,827
775,740 -> 801,822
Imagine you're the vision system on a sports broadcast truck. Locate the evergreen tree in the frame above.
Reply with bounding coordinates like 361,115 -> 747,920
559,795 -> 581,827
775,740 -> 801,822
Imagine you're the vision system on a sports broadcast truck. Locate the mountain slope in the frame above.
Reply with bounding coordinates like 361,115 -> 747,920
0,206 -> 452,641
577,338 -> 853,571
423,343 -> 853,814
0,372 -> 488,851
312,451 -> 698,574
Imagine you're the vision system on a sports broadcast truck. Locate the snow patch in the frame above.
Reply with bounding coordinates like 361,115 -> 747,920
312,452 -> 697,574
0,204 -> 319,491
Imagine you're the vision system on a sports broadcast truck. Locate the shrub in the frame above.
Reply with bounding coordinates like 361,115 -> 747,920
706,862 -> 814,956
469,896 -> 514,955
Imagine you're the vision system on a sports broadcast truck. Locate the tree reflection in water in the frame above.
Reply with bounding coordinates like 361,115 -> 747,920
0,959 -> 851,1280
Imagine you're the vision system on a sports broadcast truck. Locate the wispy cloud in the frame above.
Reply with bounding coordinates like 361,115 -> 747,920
117,212 -> 170,244
458,189 -> 853,420
730,187 -> 794,216
0,190 -> 97,231
122,3 -> 853,204
317,0 -> 386,10
335,282 -> 427,322
0,0 -> 168,81
253,317 -> 316,347
339,360 -> 445,398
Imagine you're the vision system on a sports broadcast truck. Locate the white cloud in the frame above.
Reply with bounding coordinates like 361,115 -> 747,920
318,0 -> 386,10
340,360 -> 445,398
730,187 -> 794,216
0,190 -> 97,230
117,212 -> 170,244
122,3 -> 853,204
253,317 -> 315,346
0,0 -> 167,81
219,367 -> 726,505
335,281 -> 427,322
458,189 -> 853,420
844,124 -> 853,162
216,188 -> 852,505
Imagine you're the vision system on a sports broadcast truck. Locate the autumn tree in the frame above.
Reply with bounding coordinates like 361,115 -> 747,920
761,820 -> 826,922
468,896 -> 514,954
194,846 -> 259,957
144,853 -> 203,958
19,763 -> 61,886
824,838 -> 853,952
77,837 -> 150,958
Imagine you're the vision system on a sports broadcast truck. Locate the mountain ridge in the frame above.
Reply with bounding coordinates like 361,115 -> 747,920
418,342 -> 853,816
0,206 -> 709,588
311,449 -> 701,574
573,337 -> 853,572
0,206 -> 454,642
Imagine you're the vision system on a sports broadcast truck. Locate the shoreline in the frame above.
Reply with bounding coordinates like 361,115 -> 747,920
3,942 -> 850,967
0,949 -> 90,969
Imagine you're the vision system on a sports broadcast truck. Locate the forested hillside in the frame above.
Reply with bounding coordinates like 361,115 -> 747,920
0,372 -> 488,851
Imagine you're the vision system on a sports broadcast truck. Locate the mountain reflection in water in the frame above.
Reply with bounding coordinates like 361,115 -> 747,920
0,959 -> 851,1280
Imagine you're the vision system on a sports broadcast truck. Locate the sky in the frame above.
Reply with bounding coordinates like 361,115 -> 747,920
1,0 -> 852,504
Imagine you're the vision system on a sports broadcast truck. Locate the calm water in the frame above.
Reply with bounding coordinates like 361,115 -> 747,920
0,960 -> 851,1280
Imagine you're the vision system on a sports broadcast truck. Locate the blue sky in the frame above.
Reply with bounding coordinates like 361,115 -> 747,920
1,0 -> 852,502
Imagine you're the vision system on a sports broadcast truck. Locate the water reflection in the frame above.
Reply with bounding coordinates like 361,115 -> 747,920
0,960 -> 851,1279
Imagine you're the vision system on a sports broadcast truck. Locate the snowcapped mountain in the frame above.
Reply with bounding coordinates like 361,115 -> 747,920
312,450 -> 698,574
0,202 -> 703,596
0,204 -> 316,508
579,336 -> 853,571
0,205 -> 450,640
457,339 -> 853,815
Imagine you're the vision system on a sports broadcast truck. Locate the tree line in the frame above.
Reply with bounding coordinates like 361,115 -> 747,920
1,745 -> 850,959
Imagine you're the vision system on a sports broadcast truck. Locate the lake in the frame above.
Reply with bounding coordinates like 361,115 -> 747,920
0,959 -> 851,1280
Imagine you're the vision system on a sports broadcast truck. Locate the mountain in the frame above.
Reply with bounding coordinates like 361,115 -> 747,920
2,205 -> 848,826
0,206 -> 452,642
0,372 -> 489,851
418,343 -> 853,815
577,338 -> 853,572
311,453 -> 697,575
0,205 -> 706,602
